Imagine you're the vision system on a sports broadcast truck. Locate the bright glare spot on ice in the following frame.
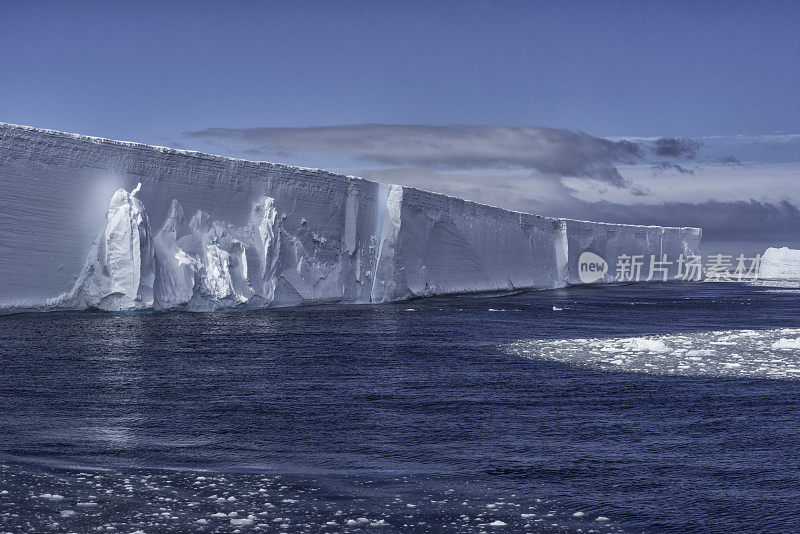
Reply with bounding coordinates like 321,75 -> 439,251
174,249 -> 195,267
503,328 -> 800,379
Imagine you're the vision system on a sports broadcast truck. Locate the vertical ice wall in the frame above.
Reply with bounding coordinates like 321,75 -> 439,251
562,220 -> 702,284
0,123 -> 702,311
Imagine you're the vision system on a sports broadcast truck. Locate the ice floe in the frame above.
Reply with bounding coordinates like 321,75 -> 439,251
504,328 -> 800,379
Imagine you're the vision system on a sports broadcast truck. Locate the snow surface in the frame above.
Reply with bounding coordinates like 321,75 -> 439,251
759,247 -> 800,279
0,123 -> 702,311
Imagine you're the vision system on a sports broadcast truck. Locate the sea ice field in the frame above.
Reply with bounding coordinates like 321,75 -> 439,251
504,327 -> 800,379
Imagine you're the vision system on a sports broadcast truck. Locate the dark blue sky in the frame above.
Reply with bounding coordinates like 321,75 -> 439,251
2,1 -> 798,139
1,1 -> 799,251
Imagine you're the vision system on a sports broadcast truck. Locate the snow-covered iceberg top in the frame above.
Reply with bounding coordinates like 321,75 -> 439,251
0,122 -> 703,312
759,247 -> 800,279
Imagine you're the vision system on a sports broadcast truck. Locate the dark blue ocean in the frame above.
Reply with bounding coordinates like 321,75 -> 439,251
2,282 -> 800,533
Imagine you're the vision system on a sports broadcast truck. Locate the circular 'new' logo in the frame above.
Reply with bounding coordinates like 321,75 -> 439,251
577,251 -> 608,283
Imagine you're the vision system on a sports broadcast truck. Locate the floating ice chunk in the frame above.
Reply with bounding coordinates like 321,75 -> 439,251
686,349 -> 716,357
772,338 -> 800,350
623,338 -> 671,353
38,493 -> 65,501
488,520 -> 508,526
60,510 -> 76,517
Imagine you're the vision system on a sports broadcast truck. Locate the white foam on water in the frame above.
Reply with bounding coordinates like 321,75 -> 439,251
503,328 -> 800,379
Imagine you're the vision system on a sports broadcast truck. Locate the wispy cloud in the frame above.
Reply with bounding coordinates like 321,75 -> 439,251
651,161 -> 694,175
716,156 -> 742,166
701,133 -> 800,144
185,124 -> 643,187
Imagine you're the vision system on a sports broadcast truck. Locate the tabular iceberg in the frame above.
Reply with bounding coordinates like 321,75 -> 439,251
759,247 -> 800,279
0,123 -> 702,312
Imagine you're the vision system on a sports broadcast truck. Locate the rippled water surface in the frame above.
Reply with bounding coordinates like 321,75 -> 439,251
2,282 -> 800,532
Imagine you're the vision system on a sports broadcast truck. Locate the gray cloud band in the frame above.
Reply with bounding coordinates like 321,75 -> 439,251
652,137 -> 701,159
183,124 -> 795,247
357,166 -> 800,247
185,124 -> 656,187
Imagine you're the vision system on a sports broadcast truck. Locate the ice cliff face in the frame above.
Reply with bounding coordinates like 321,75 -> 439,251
65,183 -> 155,310
0,123 -> 702,311
759,247 -> 800,279
151,196 -> 283,310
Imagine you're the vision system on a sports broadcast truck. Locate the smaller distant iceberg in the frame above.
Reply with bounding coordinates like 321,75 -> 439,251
759,247 -> 800,279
